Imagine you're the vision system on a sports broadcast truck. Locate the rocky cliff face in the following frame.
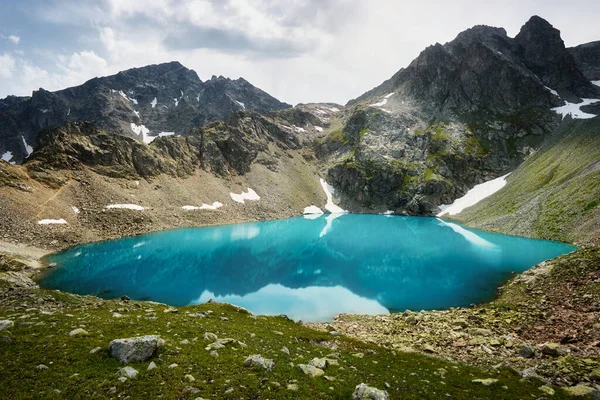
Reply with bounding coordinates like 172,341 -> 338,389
0,62 -> 290,164
319,16 -> 600,215
570,41 -> 600,81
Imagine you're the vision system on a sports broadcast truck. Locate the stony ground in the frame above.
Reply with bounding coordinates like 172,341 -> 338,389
0,252 -> 580,399
308,247 -> 600,395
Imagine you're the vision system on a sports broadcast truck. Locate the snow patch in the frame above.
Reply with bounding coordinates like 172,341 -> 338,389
235,100 -> 245,109
303,205 -> 324,215
230,188 -> 260,204
151,97 -> 157,108
1,151 -> 13,162
72,206 -> 80,214
592,81 -> 600,87
38,219 -> 67,225
66,108 -> 70,116
133,110 -> 140,118
174,98 -> 179,107
294,126 -> 305,133
114,90 -> 138,104
182,202 -> 223,211
328,107 -> 340,112
552,98 -> 600,119
314,126 -> 323,132
437,173 -> 510,217
130,123 -> 154,144
544,86 -> 560,97
105,204 -> 145,211
21,136 -> 33,157
320,178 -> 347,214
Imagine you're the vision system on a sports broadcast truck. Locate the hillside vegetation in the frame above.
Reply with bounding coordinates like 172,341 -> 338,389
455,117 -> 600,246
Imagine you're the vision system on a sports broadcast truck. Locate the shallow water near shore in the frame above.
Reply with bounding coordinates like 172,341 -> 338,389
36,215 -> 576,321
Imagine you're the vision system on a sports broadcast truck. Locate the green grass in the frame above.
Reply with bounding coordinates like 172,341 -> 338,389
0,286 -> 571,399
454,118 -> 600,245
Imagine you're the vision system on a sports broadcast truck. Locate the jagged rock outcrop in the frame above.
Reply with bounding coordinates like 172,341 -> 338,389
23,110 -> 311,185
0,62 -> 291,163
570,41 -> 600,81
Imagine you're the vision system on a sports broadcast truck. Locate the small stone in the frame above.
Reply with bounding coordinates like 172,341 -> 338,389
297,364 -> 324,377
180,339 -> 190,345
422,344 -> 435,353
590,368 -> 600,381
210,350 -> 219,358
472,378 -> 498,386
184,374 -> 195,382
281,346 -> 290,355
220,317 -> 229,321
117,366 -> 138,378
541,342 -> 566,357
36,364 -> 49,370
352,352 -> 364,358
520,367 -> 544,381
308,358 -> 328,369
118,377 -> 127,383
244,354 -> 275,371
539,385 -> 555,396
120,295 -> 131,301
69,328 -> 89,337
452,318 -> 468,328
112,313 -> 123,318
203,332 -> 218,341
352,383 -> 389,400
90,347 -> 102,354
168,363 -> 178,368
287,384 -> 299,391
0,320 -> 14,331
147,361 -> 157,371
519,343 -> 536,358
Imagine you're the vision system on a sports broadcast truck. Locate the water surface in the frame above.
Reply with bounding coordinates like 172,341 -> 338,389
37,215 -> 575,321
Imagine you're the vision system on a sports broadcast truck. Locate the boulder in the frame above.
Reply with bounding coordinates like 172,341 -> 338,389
108,335 -> 164,363
69,328 -> 89,337
352,383 -> 389,400
244,354 -> 274,371
297,364 -> 324,377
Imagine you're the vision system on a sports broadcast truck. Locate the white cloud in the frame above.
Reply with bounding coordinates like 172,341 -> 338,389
8,35 -> 21,45
0,54 -> 16,78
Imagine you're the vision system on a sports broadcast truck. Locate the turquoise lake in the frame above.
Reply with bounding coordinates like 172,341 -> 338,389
37,215 -> 576,321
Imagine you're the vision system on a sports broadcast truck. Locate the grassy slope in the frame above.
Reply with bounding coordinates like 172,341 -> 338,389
0,278 -> 568,400
454,118 -> 600,245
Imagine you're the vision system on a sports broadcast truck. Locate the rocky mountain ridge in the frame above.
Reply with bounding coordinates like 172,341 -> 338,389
316,15 -> 600,214
0,61 -> 291,163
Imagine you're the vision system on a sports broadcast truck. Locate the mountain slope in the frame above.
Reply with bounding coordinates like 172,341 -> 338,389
315,16 -> 600,215
0,62 -> 291,164
453,117 -> 600,246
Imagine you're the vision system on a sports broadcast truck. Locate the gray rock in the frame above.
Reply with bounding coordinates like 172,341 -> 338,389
36,364 -> 49,370
69,328 -> 89,337
308,357 -> 328,369
297,364 -> 325,377
352,383 -> 389,400
108,335 -> 165,363
147,361 -> 157,371
540,342 -> 566,357
518,343 -> 536,358
244,354 -> 274,371
563,384 -> 600,398
203,332 -> 218,341
0,320 -> 14,331
117,366 -> 138,378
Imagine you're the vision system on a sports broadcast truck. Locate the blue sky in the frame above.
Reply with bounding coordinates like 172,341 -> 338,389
1,0 -> 599,105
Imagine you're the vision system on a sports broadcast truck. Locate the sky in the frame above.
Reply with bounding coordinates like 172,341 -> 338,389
0,0 -> 599,105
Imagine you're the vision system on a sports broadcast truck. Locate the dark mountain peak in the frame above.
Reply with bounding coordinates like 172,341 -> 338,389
515,15 -> 597,96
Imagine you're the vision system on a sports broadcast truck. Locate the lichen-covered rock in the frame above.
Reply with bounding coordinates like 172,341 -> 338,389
352,383 -> 389,400
108,335 -> 164,363
69,328 -> 89,337
243,354 -> 274,371
540,342 -> 566,357
472,378 -> 498,386
563,384 -> 600,398
297,364 -> 324,377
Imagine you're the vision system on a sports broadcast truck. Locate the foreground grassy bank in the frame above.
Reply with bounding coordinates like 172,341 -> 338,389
0,253 -> 576,399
